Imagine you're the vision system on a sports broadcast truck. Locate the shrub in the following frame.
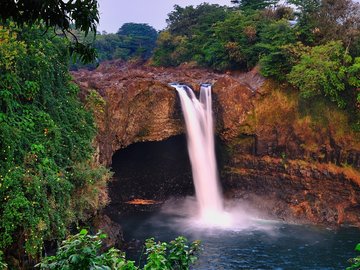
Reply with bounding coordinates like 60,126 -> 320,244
144,237 -> 200,270
288,41 -> 357,108
37,230 -> 200,270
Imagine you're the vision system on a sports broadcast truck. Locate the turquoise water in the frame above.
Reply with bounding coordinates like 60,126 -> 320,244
114,198 -> 360,270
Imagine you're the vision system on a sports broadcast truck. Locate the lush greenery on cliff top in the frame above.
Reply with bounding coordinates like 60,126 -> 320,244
91,0 -> 359,129
151,0 -> 360,129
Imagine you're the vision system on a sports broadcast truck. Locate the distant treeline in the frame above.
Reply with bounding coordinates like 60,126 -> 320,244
70,22 -> 158,70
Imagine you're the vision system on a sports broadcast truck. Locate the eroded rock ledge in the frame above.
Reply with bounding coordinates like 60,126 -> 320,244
73,61 -> 258,165
73,61 -> 360,227
224,154 -> 360,227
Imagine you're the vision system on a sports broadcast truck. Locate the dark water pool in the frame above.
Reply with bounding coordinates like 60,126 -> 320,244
114,198 -> 360,270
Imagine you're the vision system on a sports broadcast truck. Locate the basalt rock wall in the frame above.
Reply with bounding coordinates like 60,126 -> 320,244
73,61 -> 360,227
73,61 -> 256,165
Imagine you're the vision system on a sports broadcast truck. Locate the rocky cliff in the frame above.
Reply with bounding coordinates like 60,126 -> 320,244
73,61 -> 360,227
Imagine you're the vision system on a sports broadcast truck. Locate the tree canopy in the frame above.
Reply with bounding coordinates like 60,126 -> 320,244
231,0 -> 278,11
0,0 -> 100,62
152,0 -> 360,128
117,23 -> 158,60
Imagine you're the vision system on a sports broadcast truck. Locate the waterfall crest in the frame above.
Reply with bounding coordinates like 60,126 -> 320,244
173,84 -> 229,225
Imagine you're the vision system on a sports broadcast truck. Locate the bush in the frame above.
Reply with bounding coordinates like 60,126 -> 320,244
37,230 -> 200,270
288,41 -> 357,108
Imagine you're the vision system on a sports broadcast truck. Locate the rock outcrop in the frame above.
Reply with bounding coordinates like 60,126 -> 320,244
223,154 -> 360,227
74,61 -> 262,165
73,61 -> 360,227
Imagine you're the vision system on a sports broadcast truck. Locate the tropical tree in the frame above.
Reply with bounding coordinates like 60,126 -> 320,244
117,23 -> 158,60
231,0 -> 278,11
166,4 -> 228,36
0,0 -> 100,62
288,41 -> 358,108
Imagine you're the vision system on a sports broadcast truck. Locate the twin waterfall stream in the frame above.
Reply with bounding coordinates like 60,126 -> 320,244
116,84 -> 360,270
172,83 -> 231,227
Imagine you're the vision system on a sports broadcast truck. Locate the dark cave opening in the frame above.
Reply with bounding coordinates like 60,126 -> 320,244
108,135 -> 194,205
106,134 -> 228,218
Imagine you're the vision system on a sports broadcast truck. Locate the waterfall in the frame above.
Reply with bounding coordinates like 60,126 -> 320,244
172,83 -> 228,225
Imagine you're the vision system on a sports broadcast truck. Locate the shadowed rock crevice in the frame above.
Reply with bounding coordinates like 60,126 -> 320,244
109,135 -> 194,205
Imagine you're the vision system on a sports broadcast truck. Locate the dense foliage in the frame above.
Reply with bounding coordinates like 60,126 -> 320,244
152,3 -> 297,71
0,0 -> 100,63
116,23 -> 158,61
94,23 -> 158,63
231,0 -> 278,11
151,0 -> 360,128
152,4 -> 230,68
0,23 -> 111,262
37,229 -> 200,270
71,23 -> 158,70
288,41 -> 360,108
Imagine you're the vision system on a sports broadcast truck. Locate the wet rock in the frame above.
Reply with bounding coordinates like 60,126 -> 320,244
92,214 -> 124,249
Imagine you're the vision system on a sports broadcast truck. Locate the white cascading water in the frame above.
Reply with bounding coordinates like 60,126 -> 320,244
172,83 -> 230,226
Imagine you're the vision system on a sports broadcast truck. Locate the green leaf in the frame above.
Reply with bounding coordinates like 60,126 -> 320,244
79,229 -> 88,235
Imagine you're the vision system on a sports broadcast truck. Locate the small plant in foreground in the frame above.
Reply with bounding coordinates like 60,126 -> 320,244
144,237 -> 200,270
36,229 -> 200,270
347,243 -> 360,270
36,229 -> 135,269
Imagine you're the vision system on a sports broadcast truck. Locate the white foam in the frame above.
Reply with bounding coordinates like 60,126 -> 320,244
174,84 -> 224,225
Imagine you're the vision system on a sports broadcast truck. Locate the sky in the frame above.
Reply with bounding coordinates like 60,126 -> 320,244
97,0 -> 360,33
97,0 -> 232,33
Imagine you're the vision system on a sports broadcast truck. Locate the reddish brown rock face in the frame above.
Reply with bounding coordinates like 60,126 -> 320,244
73,61 -> 360,227
73,61 -> 257,165
223,155 -> 360,227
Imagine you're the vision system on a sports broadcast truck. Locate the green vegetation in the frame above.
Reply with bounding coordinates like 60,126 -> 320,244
71,23 -> 158,70
143,236 -> 200,270
152,3 -> 298,71
288,41 -> 359,108
151,0 -> 360,129
0,251 -> 6,270
231,0 -> 278,12
347,243 -> 360,270
0,0 -> 100,63
37,229 -> 200,270
152,3 -> 230,69
94,23 -> 158,63
116,23 -> 158,61
0,22 -> 111,263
